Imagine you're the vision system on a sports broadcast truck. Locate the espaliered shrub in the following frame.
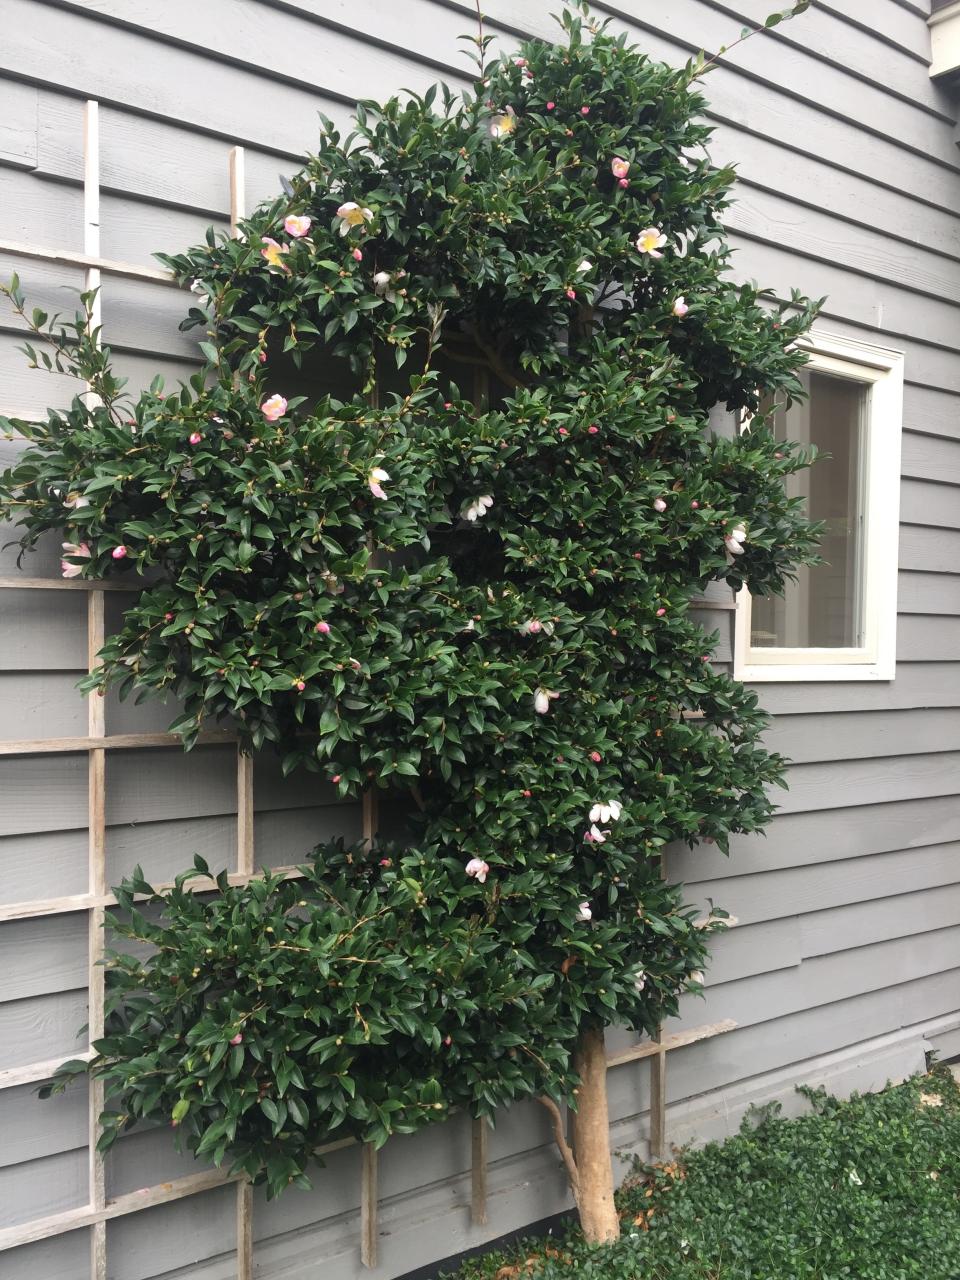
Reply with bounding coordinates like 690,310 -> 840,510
5,1 -> 815,1233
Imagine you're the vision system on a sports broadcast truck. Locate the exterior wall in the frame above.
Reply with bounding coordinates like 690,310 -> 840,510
1,1 -> 958,1277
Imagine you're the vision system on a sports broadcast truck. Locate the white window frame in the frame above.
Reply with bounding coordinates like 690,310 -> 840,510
733,330 -> 904,683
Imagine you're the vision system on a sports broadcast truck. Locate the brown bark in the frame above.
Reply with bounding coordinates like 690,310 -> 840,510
570,1024 -> 620,1243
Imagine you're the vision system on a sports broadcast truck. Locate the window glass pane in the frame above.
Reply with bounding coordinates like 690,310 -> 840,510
751,369 -> 867,649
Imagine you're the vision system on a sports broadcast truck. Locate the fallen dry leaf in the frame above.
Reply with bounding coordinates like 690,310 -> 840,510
919,1092 -> 944,1108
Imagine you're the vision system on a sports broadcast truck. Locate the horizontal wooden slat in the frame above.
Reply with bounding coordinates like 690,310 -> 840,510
0,1051 -> 93,1092
774,751 -> 960,815
0,731 -> 235,756
0,237 -> 176,284
606,1019 -> 737,1068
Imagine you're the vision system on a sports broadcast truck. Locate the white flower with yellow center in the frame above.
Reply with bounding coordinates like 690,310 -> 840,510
589,799 -> 622,824
336,202 -> 373,235
635,226 -> 667,258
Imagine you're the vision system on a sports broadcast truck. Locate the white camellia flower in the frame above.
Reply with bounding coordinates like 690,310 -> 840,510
633,967 -> 646,993
576,259 -> 592,273
462,494 -> 493,522
724,522 -> 747,558
848,1168 -> 863,1186
586,823 -> 609,844
533,687 -> 559,714
488,106 -> 517,138
589,799 -> 622,824
63,493 -> 90,510
465,857 -> 490,884
368,466 -> 390,500
336,201 -> 374,235
635,226 -> 667,258
576,902 -> 592,922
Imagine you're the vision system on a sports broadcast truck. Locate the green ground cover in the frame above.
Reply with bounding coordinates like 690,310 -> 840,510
452,1065 -> 960,1280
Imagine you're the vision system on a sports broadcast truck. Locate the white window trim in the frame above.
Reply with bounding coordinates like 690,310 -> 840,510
733,330 -> 904,683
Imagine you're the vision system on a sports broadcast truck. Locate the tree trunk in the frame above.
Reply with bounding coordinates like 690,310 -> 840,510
570,1024 -> 620,1243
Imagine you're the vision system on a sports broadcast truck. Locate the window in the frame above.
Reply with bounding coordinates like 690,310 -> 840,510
734,331 -> 904,682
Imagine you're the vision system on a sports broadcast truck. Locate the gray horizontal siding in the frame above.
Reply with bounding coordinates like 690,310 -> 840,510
1,0 -> 958,1277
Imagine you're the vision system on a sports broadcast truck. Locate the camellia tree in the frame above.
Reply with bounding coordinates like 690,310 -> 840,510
2,2 -> 817,1242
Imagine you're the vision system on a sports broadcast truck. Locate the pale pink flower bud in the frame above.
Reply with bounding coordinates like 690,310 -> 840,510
618,177 -> 629,188
656,607 -> 666,617
653,497 -> 667,512
230,1033 -> 243,1046
576,901 -> 592,921
611,157 -> 630,179
465,857 -> 490,884
580,105 -> 590,115
673,296 -> 689,317
189,431 -> 202,445
352,247 -> 363,261
315,621 -> 331,634
112,545 -> 128,560
589,750 -> 602,762
295,680 -> 306,691
566,288 -> 576,300
546,101 -> 555,110
587,424 -> 598,435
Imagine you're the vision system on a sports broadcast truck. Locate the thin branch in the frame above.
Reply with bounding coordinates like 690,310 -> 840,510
537,1095 -> 580,1203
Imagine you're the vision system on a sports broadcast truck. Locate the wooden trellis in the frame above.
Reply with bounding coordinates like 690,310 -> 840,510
0,102 -> 737,1272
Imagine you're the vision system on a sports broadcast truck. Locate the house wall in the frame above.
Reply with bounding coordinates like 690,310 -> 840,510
1,1 -> 958,1277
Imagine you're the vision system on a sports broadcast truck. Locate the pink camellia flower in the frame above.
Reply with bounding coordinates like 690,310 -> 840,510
558,427 -> 568,436
514,57 -> 527,67
260,394 -> 287,421
589,750 -> 602,762
576,901 -> 592,921
522,788 -> 532,797
635,227 -> 667,258
519,618 -> 543,635
618,177 -> 629,189
465,857 -> 490,884
546,100 -> 555,110
587,424 -> 599,435
315,621 -> 331,634
188,431 -> 202,445
565,288 -> 576,300
284,213 -> 311,238
691,500 -> 699,509
111,545 -> 128,560
60,541 -> 91,578
260,237 -> 290,272
368,465 -> 390,500
295,680 -> 306,692
580,105 -> 590,115
653,497 -> 667,513
352,247 -> 363,262
656,606 -> 666,617
379,858 -> 391,866
230,1033 -> 243,1046
611,157 -> 630,179
673,296 -> 689,317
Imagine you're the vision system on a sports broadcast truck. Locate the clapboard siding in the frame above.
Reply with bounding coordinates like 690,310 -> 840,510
1,1 -> 959,1277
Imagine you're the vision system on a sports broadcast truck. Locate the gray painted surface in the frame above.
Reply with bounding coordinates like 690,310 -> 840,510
0,0 -> 959,1276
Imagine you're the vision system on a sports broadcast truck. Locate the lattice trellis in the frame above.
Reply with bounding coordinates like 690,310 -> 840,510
0,101 -> 736,1275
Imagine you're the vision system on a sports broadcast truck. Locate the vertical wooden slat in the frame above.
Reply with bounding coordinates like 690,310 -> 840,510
88,592 -> 107,1280
360,1143 -> 379,1269
236,746 -> 254,1278
648,1044 -> 667,1160
237,1182 -> 253,1280
471,1117 -> 489,1227
82,96 -> 108,1279
237,751 -> 254,877
229,146 -> 246,235
648,845 -> 669,1160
